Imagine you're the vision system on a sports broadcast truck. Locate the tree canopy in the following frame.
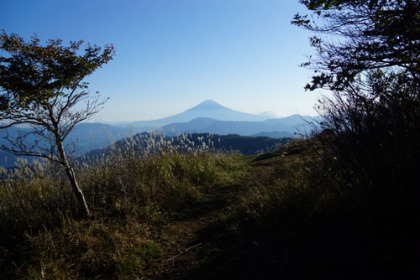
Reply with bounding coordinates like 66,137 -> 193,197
292,0 -> 420,90
0,31 -> 114,124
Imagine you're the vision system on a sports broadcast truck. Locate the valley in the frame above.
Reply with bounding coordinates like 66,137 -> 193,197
0,100 -> 315,167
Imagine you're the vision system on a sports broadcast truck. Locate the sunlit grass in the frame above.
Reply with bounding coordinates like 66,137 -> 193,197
0,132 -> 245,279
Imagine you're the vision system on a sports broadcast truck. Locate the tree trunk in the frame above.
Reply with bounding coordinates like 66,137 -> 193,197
65,165 -> 91,217
55,135 -> 90,217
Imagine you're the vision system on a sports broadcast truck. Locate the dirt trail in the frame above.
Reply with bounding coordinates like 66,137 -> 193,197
153,182 -> 249,279
150,160 -> 277,280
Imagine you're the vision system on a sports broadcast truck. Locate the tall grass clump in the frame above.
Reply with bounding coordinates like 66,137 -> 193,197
81,132 -> 245,216
0,132 -> 245,279
226,137 -> 345,238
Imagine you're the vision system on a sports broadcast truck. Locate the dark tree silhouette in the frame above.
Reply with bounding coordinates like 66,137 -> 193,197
0,31 -> 115,216
293,0 -> 420,188
292,0 -> 420,90
291,2 -> 420,277
294,2 -> 420,275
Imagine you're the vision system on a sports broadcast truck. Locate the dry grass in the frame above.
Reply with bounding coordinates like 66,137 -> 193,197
2,134 -> 417,279
0,133 -> 245,279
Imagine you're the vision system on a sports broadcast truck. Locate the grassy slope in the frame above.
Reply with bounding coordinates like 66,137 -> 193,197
0,137 -> 418,279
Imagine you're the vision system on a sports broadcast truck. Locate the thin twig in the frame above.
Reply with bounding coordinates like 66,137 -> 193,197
167,243 -> 202,262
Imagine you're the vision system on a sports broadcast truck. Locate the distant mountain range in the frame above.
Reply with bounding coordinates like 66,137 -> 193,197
161,115 -> 315,137
0,123 -> 131,168
0,100 -> 319,167
129,100 -> 272,128
129,100 -> 317,136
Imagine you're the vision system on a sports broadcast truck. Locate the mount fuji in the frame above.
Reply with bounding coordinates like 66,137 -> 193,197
130,100 -> 269,129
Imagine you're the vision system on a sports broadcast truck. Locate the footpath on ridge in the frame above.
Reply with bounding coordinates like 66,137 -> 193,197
151,154 -> 281,280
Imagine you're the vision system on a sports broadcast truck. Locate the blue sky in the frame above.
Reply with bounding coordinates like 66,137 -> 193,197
1,0 -> 321,123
